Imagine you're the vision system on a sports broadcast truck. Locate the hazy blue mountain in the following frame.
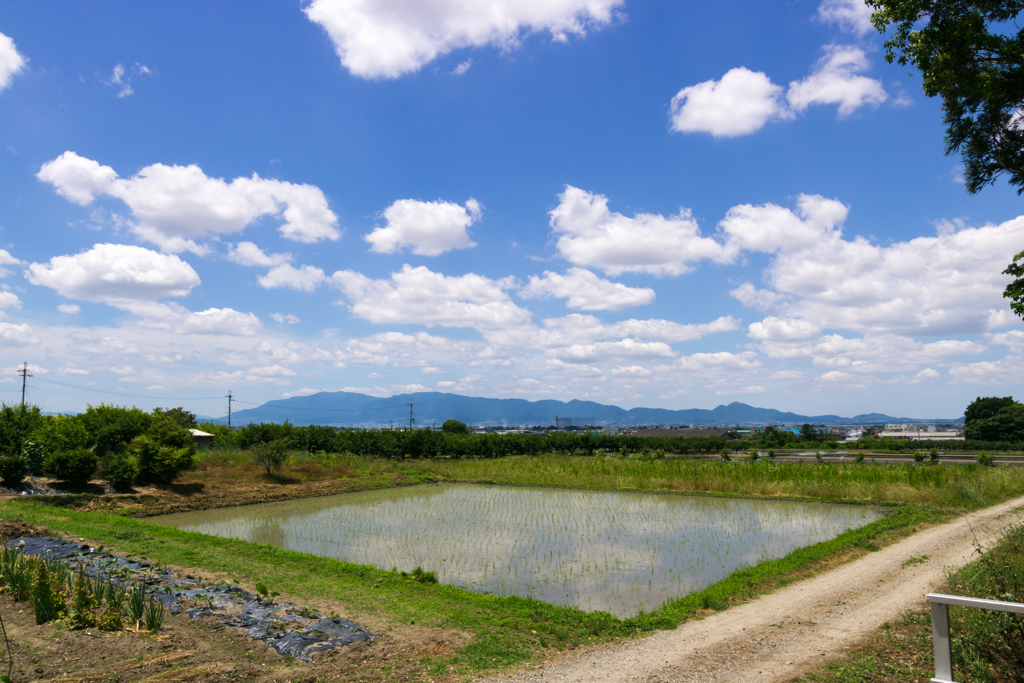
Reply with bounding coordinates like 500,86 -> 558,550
209,391 -> 961,427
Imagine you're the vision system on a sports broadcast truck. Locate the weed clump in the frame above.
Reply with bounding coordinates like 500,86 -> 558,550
399,566 -> 439,584
940,523 -> 1024,680
68,568 -> 97,629
30,560 -> 64,624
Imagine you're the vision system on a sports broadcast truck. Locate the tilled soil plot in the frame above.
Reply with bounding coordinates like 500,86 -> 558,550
0,591 -> 465,683
0,522 -> 466,683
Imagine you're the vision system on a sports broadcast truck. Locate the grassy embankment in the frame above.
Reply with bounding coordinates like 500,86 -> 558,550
800,521 -> 1024,683
411,453 -> 1024,508
6,452 -> 1024,677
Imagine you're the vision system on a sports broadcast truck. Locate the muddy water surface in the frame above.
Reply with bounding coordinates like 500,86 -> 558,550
154,483 -> 883,616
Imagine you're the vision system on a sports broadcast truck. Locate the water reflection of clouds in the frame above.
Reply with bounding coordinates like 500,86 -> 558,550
155,484 -> 882,617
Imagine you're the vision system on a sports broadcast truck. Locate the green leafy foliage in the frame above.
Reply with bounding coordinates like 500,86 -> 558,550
964,397 -> 1024,441
944,522 -> 1024,679
102,451 -> 139,490
0,404 -> 45,459
130,419 -> 197,484
68,568 -> 97,630
442,419 -> 470,434
143,597 -> 164,631
151,406 -> 197,429
0,456 -> 27,486
32,417 -> 89,458
43,449 -> 98,487
868,0 -> 1024,194
31,561 -> 64,625
21,441 -> 44,477
250,438 -> 290,476
254,581 -> 280,604
130,436 -> 195,485
76,404 -> 152,456
1005,250 -> 1024,318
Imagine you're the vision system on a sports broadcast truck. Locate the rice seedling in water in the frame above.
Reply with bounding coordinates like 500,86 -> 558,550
156,483 -> 883,617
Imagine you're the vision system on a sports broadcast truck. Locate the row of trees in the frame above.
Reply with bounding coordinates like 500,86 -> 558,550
0,404 -> 198,488
198,420 -> 733,459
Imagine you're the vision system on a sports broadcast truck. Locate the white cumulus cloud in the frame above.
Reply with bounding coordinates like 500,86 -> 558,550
786,45 -> 888,116
257,263 -> 327,293
670,68 -> 788,138
0,32 -> 26,92
669,46 -> 886,137
748,317 -> 821,341
25,244 -> 200,303
38,152 -> 340,253
331,264 -> 529,330
519,268 -> 655,310
303,0 -> 624,79
817,0 -> 874,36
719,193 -> 849,257
226,242 -> 293,267
364,198 -> 480,256
0,323 -> 38,345
548,186 -> 725,276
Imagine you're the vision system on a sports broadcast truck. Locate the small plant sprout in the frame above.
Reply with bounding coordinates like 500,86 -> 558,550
255,582 -> 280,604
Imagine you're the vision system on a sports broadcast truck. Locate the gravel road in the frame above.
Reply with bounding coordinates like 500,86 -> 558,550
481,494 -> 1024,683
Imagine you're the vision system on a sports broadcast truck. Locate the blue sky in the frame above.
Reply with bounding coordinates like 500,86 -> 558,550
0,0 -> 1021,420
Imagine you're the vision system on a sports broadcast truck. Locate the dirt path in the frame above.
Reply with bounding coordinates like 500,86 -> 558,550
485,495 -> 1024,683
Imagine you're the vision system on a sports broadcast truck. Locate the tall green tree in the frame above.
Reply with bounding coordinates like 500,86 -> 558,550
963,395 -> 1024,441
867,0 -> 1024,194
964,395 -> 1017,424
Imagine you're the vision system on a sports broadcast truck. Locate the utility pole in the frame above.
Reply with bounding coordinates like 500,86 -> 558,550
409,401 -> 415,430
226,391 -> 234,429
18,363 -> 31,407
390,419 -> 393,430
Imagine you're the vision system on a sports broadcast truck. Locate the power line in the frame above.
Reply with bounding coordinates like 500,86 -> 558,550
230,401 -> 413,411
35,378 -> 225,401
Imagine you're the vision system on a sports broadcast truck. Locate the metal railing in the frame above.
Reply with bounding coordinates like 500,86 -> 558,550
926,592 -> 1024,683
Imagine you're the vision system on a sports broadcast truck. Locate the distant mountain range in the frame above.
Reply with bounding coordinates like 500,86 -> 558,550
207,390 -> 963,427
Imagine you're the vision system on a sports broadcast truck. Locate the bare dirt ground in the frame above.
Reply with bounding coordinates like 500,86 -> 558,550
481,494 -> 1024,683
0,518 -> 467,683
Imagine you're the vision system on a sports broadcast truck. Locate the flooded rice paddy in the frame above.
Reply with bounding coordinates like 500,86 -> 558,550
154,484 -> 883,616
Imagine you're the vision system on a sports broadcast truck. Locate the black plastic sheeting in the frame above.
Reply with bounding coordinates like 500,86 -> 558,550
5,536 -> 375,660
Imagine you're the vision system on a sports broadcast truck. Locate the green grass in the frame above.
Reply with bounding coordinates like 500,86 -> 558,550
0,497 -> 941,675
406,455 -> 1024,510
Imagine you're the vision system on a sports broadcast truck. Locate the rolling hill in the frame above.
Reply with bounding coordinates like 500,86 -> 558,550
210,390 -> 961,427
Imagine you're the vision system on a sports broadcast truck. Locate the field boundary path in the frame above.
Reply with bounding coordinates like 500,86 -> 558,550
483,494 -> 1024,683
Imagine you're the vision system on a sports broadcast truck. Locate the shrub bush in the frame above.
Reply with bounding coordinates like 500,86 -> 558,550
0,454 -> 27,485
22,440 -> 44,476
130,435 -> 196,485
43,449 -> 98,487
32,417 -> 89,457
103,452 -> 138,490
250,438 -> 289,475
976,450 -> 995,467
